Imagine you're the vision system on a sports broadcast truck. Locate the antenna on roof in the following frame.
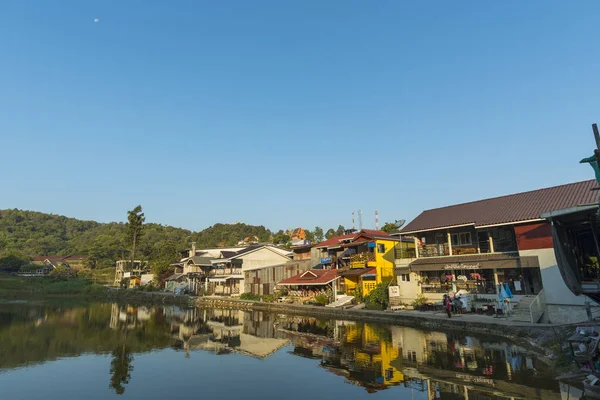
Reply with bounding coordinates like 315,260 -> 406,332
395,219 -> 406,230
375,210 -> 379,230
358,210 -> 362,230
352,211 -> 355,230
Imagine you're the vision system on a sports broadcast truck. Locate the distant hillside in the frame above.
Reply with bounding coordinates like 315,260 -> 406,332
0,209 -> 273,268
194,223 -> 272,248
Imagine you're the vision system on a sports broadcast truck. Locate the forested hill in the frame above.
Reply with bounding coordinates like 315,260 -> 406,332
0,209 -> 272,268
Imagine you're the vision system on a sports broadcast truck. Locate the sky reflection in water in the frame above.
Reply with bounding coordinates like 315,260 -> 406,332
0,302 -> 567,399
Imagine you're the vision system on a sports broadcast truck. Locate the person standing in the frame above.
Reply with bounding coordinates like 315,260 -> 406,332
443,295 -> 452,318
454,294 -> 462,314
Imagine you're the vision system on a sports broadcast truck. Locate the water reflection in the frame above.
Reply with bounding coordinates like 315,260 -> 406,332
0,302 -> 570,399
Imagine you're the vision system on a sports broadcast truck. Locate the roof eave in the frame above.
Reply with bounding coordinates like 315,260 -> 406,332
400,223 -> 475,235
541,205 -> 599,219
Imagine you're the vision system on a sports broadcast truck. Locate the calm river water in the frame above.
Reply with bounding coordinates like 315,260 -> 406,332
0,301 -> 578,399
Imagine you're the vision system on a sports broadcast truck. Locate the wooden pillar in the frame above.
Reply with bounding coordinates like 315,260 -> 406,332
488,231 -> 495,253
493,268 -> 500,293
332,280 -> 337,301
414,237 -> 420,258
447,231 -> 453,256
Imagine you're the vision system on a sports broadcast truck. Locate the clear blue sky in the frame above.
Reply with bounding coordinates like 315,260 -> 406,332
1,1 -> 599,232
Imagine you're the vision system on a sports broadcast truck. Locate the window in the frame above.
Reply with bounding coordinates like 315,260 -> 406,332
400,273 -> 410,282
451,232 -> 472,246
378,243 -> 386,253
451,234 -> 459,246
459,232 -> 472,245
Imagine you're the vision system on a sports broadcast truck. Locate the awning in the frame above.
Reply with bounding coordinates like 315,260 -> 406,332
407,254 -> 539,272
338,268 -> 376,277
209,277 -> 227,283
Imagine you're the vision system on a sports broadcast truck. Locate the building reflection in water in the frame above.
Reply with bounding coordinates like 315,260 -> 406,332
7,303 -> 571,400
108,304 -> 565,400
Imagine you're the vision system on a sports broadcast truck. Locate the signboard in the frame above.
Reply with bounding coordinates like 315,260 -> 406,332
123,272 -> 131,278
443,263 -> 480,270
388,286 -> 400,298
320,258 -> 332,264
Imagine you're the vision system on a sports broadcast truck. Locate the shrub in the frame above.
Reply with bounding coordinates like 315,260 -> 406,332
262,294 -> 277,303
364,283 -> 389,310
353,287 -> 364,303
49,265 -> 73,280
411,294 -> 428,308
240,292 -> 261,301
314,294 -> 329,306
18,264 -> 40,274
77,269 -> 94,280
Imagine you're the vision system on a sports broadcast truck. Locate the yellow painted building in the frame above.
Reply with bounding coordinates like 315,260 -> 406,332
345,231 -> 415,294
344,323 -> 404,386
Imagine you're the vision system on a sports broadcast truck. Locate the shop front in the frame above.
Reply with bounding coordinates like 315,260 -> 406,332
409,254 -> 542,298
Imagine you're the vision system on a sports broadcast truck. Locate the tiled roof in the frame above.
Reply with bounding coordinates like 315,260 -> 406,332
277,269 -> 340,286
401,180 -> 600,234
360,229 -> 391,238
64,255 -> 88,261
314,234 -> 356,249
314,230 -> 393,249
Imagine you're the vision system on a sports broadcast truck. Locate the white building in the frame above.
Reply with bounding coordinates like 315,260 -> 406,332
176,243 -> 292,295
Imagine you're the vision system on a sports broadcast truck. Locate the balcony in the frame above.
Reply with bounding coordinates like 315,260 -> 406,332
350,252 -> 376,269
212,268 -> 242,276
394,248 -> 417,259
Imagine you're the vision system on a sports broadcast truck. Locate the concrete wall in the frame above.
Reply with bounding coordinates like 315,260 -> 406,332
519,248 -> 587,306
396,272 -> 420,304
244,260 -> 312,295
546,304 -> 600,324
310,247 -> 322,267
240,248 -> 291,271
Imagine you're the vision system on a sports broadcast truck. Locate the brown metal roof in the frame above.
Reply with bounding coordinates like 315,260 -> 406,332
401,180 -> 600,233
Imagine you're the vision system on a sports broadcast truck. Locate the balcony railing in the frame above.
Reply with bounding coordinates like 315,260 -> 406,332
419,244 -> 449,257
419,243 -> 490,257
394,248 -> 417,259
212,268 -> 242,276
350,252 -> 376,268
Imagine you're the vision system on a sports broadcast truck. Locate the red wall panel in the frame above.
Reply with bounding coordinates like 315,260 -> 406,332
514,223 -> 553,250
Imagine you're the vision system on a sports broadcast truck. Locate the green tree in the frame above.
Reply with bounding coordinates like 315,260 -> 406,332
304,229 -> 315,243
0,251 -> 31,273
126,206 -> 145,271
109,346 -> 134,395
49,265 -> 71,279
325,228 -> 336,239
314,226 -> 324,243
381,222 -> 399,233
272,230 -> 290,245
150,240 -> 180,286
336,225 -> 346,236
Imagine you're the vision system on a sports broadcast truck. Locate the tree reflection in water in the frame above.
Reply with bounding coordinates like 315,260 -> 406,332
109,345 -> 134,395
0,302 -> 566,400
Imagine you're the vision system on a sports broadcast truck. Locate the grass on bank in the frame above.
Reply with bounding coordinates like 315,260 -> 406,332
0,275 -> 107,297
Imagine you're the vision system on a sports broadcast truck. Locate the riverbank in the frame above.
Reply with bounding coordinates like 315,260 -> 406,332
0,275 -> 192,306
